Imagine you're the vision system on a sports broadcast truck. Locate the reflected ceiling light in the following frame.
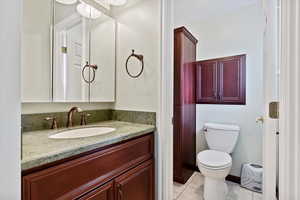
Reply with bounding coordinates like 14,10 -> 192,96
76,2 -> 102,19
56,0 -> 77,5
109,0 -> 127,6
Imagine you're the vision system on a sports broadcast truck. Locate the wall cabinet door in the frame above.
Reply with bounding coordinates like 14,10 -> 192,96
218,55 -> 246,104
114,160 -> 154,200
79,181 -> 114,200
196,60 -> 218,104
196,55 -> 246,105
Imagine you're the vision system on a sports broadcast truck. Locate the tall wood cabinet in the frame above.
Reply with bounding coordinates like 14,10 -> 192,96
173,27 -> 198,184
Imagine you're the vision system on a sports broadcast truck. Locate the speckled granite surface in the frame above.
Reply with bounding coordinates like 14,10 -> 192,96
21,121 -> 155,171
22,109 -> 156,132
21,109 -> 113,132
112,110 -> 156,125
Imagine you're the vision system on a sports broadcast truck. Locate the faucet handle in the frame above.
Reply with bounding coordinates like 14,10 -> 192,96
80,113 -> 91,126
44,117 -> 58,129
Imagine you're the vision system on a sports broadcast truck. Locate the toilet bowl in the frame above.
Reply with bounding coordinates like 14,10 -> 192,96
197,123 -> 239,200
197,150 -> 232,200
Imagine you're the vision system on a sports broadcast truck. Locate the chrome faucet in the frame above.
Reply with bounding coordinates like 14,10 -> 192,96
66,107 -> 82,128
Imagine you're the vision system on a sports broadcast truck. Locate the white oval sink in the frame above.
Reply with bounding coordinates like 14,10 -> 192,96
49,127 -> 116,139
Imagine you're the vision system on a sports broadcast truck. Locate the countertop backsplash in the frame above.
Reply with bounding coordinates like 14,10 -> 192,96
22,109 -> 156,132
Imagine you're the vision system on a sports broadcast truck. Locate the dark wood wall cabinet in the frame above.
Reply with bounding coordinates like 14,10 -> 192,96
22,133 -> 154,200
173,27 -> 198,184
196,54 -> 246,105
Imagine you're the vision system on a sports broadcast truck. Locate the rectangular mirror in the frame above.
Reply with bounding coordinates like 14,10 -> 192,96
89,15 -> 116,102
53,1 -> 116,102
52,2 -> 89,102
22,0 -> 116,103
22,0 -> 53,102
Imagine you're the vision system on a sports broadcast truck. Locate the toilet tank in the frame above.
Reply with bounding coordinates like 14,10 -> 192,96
204,123 -> 240,153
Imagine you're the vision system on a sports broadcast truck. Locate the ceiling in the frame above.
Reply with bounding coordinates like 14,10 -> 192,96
174,0 -> 259,24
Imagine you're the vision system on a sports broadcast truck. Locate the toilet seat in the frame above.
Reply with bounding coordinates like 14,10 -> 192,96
197,150 -> 232,169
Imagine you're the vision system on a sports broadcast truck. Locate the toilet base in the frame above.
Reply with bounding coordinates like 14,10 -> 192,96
204,177 -> 228,200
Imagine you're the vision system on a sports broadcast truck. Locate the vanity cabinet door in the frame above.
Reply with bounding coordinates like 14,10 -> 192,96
114,160 -> 154,200
79,181 -> 114,200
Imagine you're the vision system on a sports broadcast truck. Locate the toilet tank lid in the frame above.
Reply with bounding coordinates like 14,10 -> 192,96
204,123 -> 240,131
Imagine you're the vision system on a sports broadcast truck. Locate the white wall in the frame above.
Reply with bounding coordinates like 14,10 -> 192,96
113,0 -> 160,112
175,5 -> 265,176
112,1 -> 161,199
0,0 -> 21,198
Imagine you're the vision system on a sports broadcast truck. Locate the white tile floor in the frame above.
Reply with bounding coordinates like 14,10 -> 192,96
173,172 -> 262,200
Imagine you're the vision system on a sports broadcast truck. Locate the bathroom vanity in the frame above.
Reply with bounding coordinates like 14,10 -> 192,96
22,121 -> 155,200
21,0 -> 157,199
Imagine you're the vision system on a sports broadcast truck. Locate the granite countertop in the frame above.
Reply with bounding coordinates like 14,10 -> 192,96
22,121 -> 155,171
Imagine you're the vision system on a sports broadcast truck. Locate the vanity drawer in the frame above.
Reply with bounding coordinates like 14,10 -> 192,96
22,134 -> 154,200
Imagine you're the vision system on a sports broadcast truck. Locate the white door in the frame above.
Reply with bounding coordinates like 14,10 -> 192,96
262,0 -> 279,199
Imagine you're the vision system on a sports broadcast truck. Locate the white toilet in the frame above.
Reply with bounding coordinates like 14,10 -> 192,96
197,123 -> 240,200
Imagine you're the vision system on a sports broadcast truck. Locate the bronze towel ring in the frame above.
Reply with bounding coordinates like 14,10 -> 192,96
126,49 -> 144,78
82,61 -> 98,84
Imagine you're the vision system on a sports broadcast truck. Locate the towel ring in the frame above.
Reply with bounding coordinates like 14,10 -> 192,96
82,62 -> 98,84
126,50 -> 144,78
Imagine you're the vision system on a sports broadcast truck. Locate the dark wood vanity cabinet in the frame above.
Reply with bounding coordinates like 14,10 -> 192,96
196,54 -> 246,105
22,133 -> 154,200
78,181 -> 114,200
173,27 -> 197,184
115,160 -> 154,200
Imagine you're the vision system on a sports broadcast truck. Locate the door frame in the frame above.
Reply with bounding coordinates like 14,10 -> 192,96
262,0 -> 279,199
160,0 -> 281,199
278,0 -> 300,199
159,0 -> 174,199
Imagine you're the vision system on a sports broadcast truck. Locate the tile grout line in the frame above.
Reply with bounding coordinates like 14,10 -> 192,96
174,182 -> 189,200
175,174 -> 197,200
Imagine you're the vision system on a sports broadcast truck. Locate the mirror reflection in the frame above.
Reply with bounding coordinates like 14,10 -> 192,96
22,0 -> 116,103
53,0 -> 116,102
